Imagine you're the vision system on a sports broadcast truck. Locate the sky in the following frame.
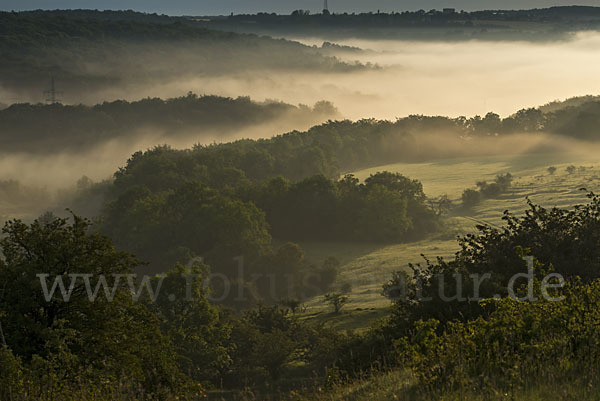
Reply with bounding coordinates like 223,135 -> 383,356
1,0 -> 599,15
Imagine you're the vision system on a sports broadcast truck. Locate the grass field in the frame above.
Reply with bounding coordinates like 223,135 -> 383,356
299,151 -> 600,326
296,370 -> 600,401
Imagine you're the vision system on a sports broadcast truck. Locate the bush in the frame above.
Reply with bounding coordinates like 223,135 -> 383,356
0,346 -> 24,399
0,215 -> 199,399
324,293 -> 349,314
398,280 -> 600,394
472,173 -> 513,200
461,188 -> 482,208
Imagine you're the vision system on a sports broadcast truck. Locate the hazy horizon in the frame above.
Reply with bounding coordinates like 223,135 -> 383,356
1,0 -> 599,15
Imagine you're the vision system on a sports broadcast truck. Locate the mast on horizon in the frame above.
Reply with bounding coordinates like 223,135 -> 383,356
44,77 -> 62,104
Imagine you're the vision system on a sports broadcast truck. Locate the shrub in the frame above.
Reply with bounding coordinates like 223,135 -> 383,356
0,346 -> 24,399
461,188 -> 482,207
398,280 -> 600,394
324,293 -> 349,314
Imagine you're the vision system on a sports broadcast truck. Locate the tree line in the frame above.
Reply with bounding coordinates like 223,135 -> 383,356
0,11 -> 360,96
0,94 -> 338,152
197,6 -> 600,41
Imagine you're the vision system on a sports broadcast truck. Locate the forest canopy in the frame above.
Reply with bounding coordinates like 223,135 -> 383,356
0,10 -> 361,98
0,94 -> 339,152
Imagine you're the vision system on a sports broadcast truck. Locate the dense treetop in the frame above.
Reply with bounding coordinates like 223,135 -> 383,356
0,10 -> 360,96
0,94 -> 338,152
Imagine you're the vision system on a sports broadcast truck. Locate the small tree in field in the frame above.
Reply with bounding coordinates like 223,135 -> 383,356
324,292 -> 348,314
547,166 -> 557,175
461,188 -> 482,208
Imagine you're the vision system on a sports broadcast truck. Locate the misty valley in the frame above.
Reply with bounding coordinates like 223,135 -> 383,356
2,6 -> 600,401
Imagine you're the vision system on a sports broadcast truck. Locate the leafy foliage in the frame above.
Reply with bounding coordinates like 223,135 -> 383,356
323,293 -> 349,314
0,11 -> 359,96
328,194 -> 600,393
0,94 -> 338,152
0,214 -> 186,398
398,281 -> 600,395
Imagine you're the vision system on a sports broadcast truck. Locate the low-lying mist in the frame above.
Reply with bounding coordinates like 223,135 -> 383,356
3,129 -> 600,223
387,131 -> 600,164
0,101 -> 337,220
46,31 -> 599,122
6,32 -> 600,121
0,115 -> 324,186
4,28 -> 600,221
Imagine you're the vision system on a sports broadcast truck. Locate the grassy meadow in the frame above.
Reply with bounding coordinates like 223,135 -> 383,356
294,370 -> 600,401
298,151 -> 599,325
